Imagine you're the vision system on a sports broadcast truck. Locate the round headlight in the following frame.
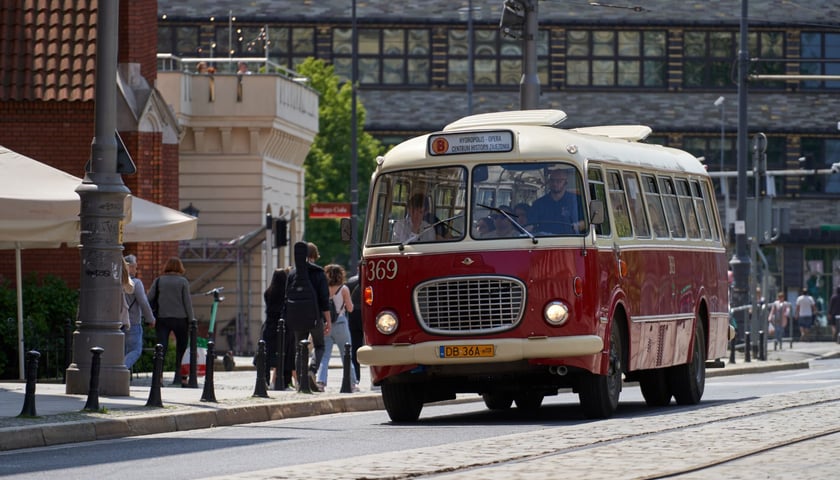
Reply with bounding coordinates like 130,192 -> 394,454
544,301 -> 569,326
375,310 -> 399,335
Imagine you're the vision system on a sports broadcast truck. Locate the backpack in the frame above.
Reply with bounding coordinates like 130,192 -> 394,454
328,296 -> 339,324
283,242 -> 320,331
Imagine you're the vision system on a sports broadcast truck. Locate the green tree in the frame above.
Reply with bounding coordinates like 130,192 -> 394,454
294,58 -> 383,269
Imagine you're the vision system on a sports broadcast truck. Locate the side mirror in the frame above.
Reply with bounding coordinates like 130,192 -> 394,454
589,199 -> 605,226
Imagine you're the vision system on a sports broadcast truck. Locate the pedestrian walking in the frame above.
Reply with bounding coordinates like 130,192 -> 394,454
148,257 -> 195,385
285,242 -> 331,392
262,268 -> 295,388
828,286 -> 840,342
767,292 -> 790,350
795,288 -> 818,341
123,254 -> 156,370
316,264 -> 358,391
347,274 -> 363,382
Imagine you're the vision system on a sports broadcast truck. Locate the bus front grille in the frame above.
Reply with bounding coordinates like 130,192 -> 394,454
414,276 -> 526,334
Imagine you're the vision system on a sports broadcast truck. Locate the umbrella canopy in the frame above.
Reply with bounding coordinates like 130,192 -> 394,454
0,145 -> 198,246
0,145 -> 198,379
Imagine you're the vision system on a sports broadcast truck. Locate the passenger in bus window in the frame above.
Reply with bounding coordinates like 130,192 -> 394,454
392,193 -> 435,242
514,203 -> 533,232
487,206 -> 517,238
530,167 -> 585,234
474,215 -> 495,237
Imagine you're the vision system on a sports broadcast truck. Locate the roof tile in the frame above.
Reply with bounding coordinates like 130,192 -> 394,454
0,0 -> 98,102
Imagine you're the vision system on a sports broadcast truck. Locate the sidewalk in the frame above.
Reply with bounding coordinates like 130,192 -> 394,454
2,341 -> 839,452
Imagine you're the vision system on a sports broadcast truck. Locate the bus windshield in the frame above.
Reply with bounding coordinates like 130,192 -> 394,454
367,161 -> 587,246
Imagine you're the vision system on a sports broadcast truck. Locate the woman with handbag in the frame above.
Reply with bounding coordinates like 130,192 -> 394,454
148,257 -> 195,385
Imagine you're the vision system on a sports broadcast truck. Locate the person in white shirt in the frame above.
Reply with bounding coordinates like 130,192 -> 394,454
795,288 -> 818,341
392,193 -> 435,243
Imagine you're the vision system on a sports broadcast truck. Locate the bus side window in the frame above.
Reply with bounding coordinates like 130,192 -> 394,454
588,166 -> 611,236
623,171 -> 650,238
642,174 -> 669,238
607,170 -> 633,238
698,179 -> 722,241
658,176 -> 686,238
690,180 -> 712,240
676,178 -> 701,239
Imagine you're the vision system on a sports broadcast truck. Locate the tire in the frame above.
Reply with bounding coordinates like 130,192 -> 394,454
638,369 -> 672,407
578,322 -> 623,419
667,322 -> 706,405
482,392 -> 513,410
382,382 -> 423,422
514,392 -> 544,412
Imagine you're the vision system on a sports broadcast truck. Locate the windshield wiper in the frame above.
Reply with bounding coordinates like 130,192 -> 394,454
477,203 -> 538,244
399,213 -> 464,251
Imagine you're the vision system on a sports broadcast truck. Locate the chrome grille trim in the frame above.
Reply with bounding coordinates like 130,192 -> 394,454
414,276 -> 526,335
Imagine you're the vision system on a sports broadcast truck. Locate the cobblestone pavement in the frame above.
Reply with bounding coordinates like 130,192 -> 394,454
210,385 -> 840,480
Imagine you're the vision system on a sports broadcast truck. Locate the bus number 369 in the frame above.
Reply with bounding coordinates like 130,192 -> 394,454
366,259 -> 398,281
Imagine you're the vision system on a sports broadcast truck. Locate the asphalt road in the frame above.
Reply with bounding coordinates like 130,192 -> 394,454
3,358 -> 839,480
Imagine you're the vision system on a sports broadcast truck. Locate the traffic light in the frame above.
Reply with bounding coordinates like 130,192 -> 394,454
274,219 -> 288,247
500,0 -> 525,39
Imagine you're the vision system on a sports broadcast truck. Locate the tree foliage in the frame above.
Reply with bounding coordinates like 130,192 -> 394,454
0,274 -> 78,379
294,58 -> 384,269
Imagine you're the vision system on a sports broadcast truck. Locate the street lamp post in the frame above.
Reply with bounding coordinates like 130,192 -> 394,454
714,96 -> 729,243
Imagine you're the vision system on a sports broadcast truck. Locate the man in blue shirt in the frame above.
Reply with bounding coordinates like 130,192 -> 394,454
529,167 -> 585,234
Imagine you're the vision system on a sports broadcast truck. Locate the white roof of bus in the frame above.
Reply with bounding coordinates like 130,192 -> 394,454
379,110 -> 707,177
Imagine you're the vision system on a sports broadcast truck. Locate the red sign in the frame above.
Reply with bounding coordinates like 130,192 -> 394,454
309,202 -> 351,219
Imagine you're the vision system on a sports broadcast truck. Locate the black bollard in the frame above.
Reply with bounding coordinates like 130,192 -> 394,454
19,350 -> 41,417
83,347 -> 104,412
253,340 -> 269,398
146,344 -> 165,408
759,330 -> 766,360
186,319 -> 199,388
744,331 -> 752,363
340,343 -> 353,393
273,319 -> 287,391
729,337 -> 736,364
201,341 -> 217,402
298,339 -> 312,394
63,318 -> 72,383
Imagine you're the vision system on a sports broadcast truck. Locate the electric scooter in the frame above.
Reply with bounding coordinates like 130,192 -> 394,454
205,287 -> 236,371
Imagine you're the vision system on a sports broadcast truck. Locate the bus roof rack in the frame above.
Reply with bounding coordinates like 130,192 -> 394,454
443,109 -> 568,131
570,125 -> 653,142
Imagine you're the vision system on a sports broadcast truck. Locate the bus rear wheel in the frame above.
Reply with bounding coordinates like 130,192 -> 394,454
639,369 -> 672,407
578,322 -> 623,419
667,322 -> 706,405
382,382 -> 423,422
482,392 -> 513,410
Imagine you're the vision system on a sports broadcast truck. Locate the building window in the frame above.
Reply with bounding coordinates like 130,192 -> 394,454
566,30 -> 666,87
448,28 -> 548,87
333,28 -> 430,85
800,32 -> 840,89
684,30 -> 784,88
800,138 -> 840,194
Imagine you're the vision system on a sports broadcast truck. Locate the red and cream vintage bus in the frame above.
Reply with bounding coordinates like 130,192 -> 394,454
355,110 -> 731,422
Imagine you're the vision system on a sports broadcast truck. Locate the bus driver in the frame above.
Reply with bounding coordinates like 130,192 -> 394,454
392,193 -> 436,242
529,167 -> 585,234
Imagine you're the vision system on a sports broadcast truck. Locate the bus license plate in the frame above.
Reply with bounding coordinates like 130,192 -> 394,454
439,344 -> 495,358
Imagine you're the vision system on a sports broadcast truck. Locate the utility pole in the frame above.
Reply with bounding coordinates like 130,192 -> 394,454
66,0 -> 131,395
500,0 -> 540,110
730,0 -> 751,340
349,0 -> 359,277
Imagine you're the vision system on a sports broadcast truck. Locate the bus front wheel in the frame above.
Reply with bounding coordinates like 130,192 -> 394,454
382,382 -> 423,422
578,322 -> 623,419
